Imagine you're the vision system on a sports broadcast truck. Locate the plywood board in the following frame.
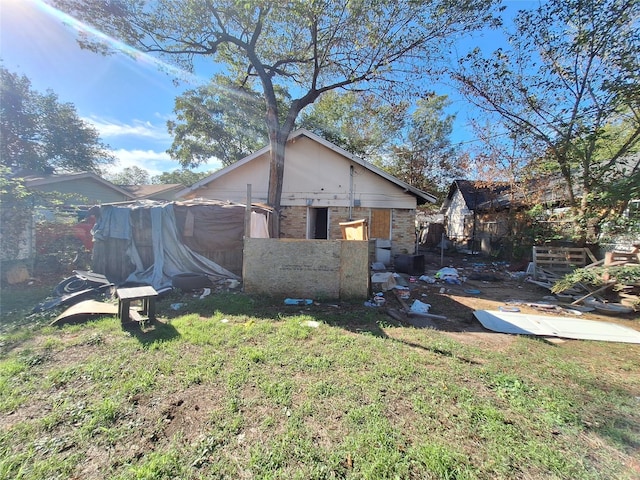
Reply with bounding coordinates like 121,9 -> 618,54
370,209 -> 391,239
52,300 -> 118,326
243,238 -> 369,299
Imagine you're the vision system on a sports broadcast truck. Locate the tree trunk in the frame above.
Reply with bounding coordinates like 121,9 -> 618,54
266,128 -> 289,238
263,93 -> 309,238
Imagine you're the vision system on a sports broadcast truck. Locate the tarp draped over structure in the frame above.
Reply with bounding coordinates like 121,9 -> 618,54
128,204 -> 239,288
92,201 -> 267,289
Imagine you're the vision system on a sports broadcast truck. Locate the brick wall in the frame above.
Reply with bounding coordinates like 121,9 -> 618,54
280,206 -> 417,257
328,206 -> 369,239
280,206 -> 307,239
391,209 -> 417,255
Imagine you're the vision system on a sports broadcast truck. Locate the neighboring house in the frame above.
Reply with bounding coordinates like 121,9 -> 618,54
177,128 -> 437,258
441,177 -> 577,253
119,183 -> 184,201
440,179 -> 513,253
25,172 -> 137,255
24,171 -> 136,206
2,171 -> 136,278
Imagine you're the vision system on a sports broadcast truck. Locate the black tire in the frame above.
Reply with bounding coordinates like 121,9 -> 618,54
53,276 -> 89,296
171,273 -> 212,291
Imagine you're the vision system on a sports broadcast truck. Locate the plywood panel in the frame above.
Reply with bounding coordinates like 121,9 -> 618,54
339,240 -> 370,298
243,238 -> 369,299
370,209 -> 390,239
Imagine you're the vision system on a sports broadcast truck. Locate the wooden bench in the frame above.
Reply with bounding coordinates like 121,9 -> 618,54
116,286 -> 158,325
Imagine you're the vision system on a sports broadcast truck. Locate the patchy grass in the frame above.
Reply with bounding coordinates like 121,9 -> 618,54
0,290 -> 639,479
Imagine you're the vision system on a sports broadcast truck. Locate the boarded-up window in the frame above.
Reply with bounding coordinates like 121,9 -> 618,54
370,209 -> 391,239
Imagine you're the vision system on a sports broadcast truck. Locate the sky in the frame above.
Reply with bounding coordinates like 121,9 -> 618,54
0,0 -> 216,178
0,0 -> 535,179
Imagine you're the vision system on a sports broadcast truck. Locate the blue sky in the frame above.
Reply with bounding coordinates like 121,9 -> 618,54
1,0 -> 534,179
1,0 -> 215,177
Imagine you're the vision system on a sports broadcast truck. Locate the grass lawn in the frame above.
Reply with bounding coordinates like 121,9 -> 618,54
1,287 -> 639,479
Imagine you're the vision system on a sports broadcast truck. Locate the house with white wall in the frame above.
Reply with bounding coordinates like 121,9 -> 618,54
177,129 -> 437,259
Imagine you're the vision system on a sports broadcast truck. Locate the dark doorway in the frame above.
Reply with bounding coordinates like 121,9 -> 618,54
308,207 -> 328,239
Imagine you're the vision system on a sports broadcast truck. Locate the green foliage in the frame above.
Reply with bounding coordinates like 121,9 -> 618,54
167,76 -> 273,168
455,0 -> 640,242
0,168 -> 35,260
150,169 -> 212,186
52,0 -> 498,214
552,264 -> 640,293
599,200 -> 640,245
0,66 -> 114,174
299,90 -> 407,161
386,94 -> 462,192
106,166 -> 151,186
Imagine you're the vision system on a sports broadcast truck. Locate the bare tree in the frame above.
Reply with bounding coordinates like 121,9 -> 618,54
54,0 -> 497,234
453,0 -> 640,242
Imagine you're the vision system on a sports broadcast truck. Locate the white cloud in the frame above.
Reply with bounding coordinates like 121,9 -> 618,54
85,116 -> 171,141
105,149 -> 222,178
106,149 -> 178,178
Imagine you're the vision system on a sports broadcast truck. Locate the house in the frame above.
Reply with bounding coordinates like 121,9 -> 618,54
440,177 -> 578,254
177,129 -> 437,260
24,171 -> 136,206
1,171 -> 136,280
440,179 -> 513,253
119,183 -> 184,201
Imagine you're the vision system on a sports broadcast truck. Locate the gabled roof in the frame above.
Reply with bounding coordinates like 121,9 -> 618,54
176,128 -> 437,204
440,179 -> 511,213
441,176 -> 579,214
119,183 -> 184,200
23,171 -> 135,199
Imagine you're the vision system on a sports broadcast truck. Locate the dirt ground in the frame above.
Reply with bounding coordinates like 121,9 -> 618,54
5,249 -> 638,342
376,250 -> 640,340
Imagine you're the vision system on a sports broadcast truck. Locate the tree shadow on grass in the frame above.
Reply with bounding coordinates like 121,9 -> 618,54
156,290 -> 492,363
123,318 -> 181,347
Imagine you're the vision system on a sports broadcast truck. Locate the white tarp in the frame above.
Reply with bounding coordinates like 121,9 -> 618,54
474,310 -> 640,344
94,203 -> 240,290
127,204 -> 240,288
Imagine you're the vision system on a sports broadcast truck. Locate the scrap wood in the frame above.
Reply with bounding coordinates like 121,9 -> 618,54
407,311 -> 449,320
526,278 -> 554,290
51,300 -> 118,326
386,308 -> 406,323
584,259 -> 605,269
526,277 -> 587,297
570,282 -> 615,305
386,307 -> 439,329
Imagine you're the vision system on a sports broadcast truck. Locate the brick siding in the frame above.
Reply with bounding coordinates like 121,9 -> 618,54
280,206 -> 417,256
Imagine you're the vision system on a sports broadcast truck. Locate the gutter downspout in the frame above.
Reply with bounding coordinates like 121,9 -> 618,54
349,165 -> 354,220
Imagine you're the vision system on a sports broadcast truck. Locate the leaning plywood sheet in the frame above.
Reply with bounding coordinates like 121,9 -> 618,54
474,310 -> 640,344
52,300 -> 118,326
